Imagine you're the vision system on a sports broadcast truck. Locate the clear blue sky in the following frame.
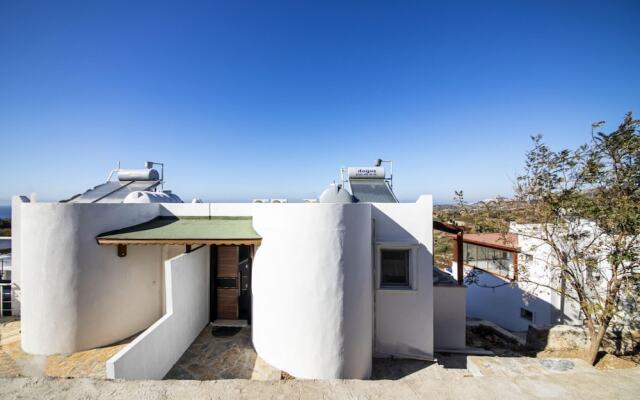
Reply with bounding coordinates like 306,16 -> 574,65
1,1 -> 638,204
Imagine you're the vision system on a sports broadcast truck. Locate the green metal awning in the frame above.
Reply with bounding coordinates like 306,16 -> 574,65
96,216 -> 262,246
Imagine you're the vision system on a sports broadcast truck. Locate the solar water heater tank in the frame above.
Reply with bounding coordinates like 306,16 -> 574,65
346,166 -> 385,179
117,168 -> 160,181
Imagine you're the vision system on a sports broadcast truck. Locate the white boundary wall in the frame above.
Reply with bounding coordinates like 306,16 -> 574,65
433,286 -> 466,350
107,245 -> 210,379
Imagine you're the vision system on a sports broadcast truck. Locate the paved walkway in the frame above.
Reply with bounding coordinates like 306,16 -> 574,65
1,318 -> 280,380
165,326 -> 280,380
4,317 -> 639,399
1,367 -> 639,399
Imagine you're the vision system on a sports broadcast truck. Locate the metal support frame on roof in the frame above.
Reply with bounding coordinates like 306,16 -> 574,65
340,158 -> 398,203
145,161 -> 165,191
63,161 -> 165,203
374,159 -> 393,190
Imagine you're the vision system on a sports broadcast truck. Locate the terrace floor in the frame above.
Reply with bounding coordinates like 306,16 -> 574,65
0,317 -> 133,379
0,318 -> 280,380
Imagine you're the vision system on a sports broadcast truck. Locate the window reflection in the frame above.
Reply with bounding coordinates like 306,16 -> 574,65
463,242 -> 514,278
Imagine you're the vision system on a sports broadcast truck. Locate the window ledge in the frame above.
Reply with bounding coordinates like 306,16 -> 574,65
378,286 -> 417,292
376,240 -> 419,246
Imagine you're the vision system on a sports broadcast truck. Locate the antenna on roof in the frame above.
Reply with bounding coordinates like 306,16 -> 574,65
374,159 -> 393,190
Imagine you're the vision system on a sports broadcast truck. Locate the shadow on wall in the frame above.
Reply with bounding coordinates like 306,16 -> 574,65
372,208 -> 422,243
371,207 -> 436,360
465,270 -> 563,332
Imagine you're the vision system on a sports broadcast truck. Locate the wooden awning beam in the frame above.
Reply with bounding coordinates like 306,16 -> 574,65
433,220 -> 464,235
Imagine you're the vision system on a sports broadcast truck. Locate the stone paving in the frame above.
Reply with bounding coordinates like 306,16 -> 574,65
1,318 -> 281,381
164,326 -> 281,380
4,315 -> 636,394
466,355 -> 594,377
0,317 -> 133,379
2,367 -> 640,399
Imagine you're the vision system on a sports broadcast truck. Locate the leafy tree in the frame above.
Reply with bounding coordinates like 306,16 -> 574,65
0,218 -> 10,237
515,112 -> 640,364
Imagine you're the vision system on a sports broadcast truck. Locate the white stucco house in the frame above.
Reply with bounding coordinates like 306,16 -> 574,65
0,245 -> 12,317
453,222 -> 621,333
10,163 -> 466,380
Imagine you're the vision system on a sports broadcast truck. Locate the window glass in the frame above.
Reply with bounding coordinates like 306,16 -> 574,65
464,243 -> 475,263
521,307 -> 534,321
0,270 -> 10,282
380,249 -> 410,288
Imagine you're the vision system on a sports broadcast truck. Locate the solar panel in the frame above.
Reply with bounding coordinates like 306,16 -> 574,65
63,180 -> 161,203
349,179 -> 398,203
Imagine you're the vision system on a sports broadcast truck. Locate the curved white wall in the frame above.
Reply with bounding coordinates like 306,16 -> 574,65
251,204 -> 373,379
17,199 -> 435,379
20,203 -> 164,354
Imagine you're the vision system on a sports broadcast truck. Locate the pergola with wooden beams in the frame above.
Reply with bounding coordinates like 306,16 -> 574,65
433,221 -> 465,285
433,221 -> 520,285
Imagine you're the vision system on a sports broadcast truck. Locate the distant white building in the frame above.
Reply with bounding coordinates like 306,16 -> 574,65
453,219 -> 638,333
457,226 -> 582,332
10,162 -> 466,380
0,249 -> 12,317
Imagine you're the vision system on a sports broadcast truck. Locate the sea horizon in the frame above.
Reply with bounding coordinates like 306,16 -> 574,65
0,206 -> 11,219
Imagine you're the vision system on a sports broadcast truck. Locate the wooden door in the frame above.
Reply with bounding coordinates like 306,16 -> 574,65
216,246 -> 239,319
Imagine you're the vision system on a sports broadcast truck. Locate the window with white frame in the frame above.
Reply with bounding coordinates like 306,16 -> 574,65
378,245 -> 416,289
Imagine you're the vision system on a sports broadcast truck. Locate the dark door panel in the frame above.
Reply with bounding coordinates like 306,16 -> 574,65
216,246 -> 239,320
217,288 -> 238,319
239,258 -> 252,323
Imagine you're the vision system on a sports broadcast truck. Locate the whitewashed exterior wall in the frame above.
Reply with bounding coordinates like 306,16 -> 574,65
433,286 -> 466,350
464,223 -> 582,332
513,224 -> 582,326
251,204 -> 373,379
107,246 -> 209,379
372,196 -> 434,360
465,270 -> 560,331
17,201 -> 164,354
16,197 -> 436,379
